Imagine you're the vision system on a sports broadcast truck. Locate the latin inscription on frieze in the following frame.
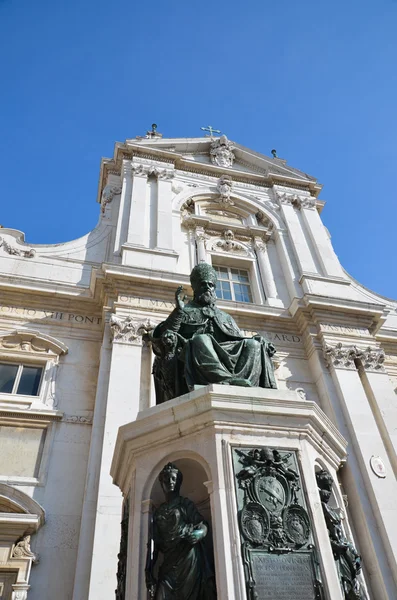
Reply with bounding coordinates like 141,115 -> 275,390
251,552 -> 316,600
118,296 -> 302,345
0,305 -> 101,326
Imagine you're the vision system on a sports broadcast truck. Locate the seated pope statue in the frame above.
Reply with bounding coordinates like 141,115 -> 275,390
151,263 -> 277,404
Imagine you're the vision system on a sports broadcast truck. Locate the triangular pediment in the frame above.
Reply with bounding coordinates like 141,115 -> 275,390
122,136 -> 318,186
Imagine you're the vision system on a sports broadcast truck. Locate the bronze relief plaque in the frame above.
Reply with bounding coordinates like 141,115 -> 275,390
233,447 -> 323,600
251,552 -> 317,600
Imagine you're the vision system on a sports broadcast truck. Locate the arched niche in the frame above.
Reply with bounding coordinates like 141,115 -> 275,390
147,456 -> 215,583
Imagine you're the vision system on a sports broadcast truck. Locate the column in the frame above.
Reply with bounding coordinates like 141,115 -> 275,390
357,347 -> 397,475
126,163 -> 149,246
277,193 -> 318,275
157,173 -> 174,250
253,236 -> 283,307
323,342 -> 397,588
300,204 -> 346,279
114,161 -> 133,254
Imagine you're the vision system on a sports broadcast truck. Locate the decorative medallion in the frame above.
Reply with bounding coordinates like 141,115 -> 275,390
240,502 -> 270,545
255,474 -> 286,513
370,455 -> 386,478
283,505 -> 310,547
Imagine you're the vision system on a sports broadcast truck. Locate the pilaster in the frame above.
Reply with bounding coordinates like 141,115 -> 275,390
322,341 -> 397,588
277,191 -> 319,276
114,160 -> 133,254
299,204 -> 346,279
157,170 -> 175,250
126,162 -> 149,246
253,236 -> 283,307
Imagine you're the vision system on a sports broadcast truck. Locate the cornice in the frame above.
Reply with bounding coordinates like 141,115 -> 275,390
0,408 -> 63,422
97,142 -> 322,204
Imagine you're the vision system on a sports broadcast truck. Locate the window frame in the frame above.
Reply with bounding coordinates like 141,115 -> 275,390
210,256 -> 265,305
213,265 -> 253,303
0,361 -> 44,397
0,330 -> 68,411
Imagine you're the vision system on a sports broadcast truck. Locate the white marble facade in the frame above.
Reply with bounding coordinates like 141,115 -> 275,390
0,132 -> 396,599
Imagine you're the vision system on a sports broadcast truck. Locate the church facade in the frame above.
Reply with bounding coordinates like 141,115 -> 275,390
0,129 -> 396,599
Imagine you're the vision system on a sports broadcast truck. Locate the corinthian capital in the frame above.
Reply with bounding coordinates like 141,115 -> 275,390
131,163 -> 174,179
322,342 -> 362,370
359,346 -> 386,372
277,192 -> 316,210
109,315 -> 157,344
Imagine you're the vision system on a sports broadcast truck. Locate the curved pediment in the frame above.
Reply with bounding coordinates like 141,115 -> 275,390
0,329 -> 68,356
0,483 -> 45,526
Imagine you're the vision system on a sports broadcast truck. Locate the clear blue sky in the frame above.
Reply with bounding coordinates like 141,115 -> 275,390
1,0 -> 396,298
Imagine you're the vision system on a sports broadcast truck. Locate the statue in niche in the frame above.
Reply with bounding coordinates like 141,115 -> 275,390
316,470 -> 364,600
151,263 -> 277,404
145,463 -> 216,599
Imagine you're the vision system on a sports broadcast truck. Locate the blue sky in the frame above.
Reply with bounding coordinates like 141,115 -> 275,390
1,0 -> 396,298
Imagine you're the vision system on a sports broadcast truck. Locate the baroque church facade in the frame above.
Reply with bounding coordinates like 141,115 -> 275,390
0,128 -> 396,600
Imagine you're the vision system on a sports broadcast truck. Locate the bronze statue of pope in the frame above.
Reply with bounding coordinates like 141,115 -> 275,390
151,263 -> 277,403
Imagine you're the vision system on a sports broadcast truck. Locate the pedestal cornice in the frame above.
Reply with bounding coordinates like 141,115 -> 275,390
111,385 -> 347,495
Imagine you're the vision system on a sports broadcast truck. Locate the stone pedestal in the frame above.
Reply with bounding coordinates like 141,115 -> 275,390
111,385 -> 348,600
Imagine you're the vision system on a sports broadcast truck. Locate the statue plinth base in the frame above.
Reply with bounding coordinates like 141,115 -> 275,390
111,385 -> 347,600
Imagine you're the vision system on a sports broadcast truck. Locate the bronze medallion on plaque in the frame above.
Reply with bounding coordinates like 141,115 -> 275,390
233,447 -> 324,600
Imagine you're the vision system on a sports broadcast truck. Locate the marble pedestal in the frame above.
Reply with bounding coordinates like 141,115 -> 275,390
111,385 -> 348,600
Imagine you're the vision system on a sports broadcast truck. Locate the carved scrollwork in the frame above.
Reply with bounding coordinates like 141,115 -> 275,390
109,315 -> 157,344
216,175 -> 234,204
101,184 -> 122,214
0,236 -> 35,258
207,229 -> 250,255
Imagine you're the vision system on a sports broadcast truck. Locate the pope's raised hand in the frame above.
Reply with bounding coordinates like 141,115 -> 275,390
175,286 -> 187,310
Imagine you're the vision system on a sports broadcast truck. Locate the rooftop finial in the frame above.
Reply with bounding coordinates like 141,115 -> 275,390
201,125 -> 221,137
145,123 -> 162,139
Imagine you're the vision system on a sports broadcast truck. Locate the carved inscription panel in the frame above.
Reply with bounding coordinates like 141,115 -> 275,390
251,552 -> 317,600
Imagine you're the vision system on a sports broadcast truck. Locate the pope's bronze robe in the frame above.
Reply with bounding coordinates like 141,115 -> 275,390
152,301 -> 276,403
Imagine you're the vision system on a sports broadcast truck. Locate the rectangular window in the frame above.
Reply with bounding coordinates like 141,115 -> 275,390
214,265 -> 253,303
0,363 -> 43,396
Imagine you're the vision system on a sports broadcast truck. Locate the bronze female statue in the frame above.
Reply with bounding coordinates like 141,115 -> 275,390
145,463 -> 216,599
